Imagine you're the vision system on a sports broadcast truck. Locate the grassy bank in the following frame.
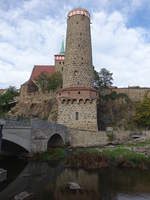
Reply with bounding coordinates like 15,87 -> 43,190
65,147 -> 150,170
31,140 -> 150,170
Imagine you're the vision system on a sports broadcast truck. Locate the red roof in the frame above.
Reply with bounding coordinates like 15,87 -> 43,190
30,65 -> 55,81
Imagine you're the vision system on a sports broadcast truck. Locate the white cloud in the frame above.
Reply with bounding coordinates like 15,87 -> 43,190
0,0 -> 150,88
92,11 -> 150,87
0,15 -> 66,88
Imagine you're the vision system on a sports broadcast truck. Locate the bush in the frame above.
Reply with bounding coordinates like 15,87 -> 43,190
35,72 -> 62,92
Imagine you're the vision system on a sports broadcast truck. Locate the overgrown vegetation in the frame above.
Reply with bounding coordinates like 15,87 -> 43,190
94,68 -> 136,130
33,148 -> 65,161
0,86 -> 18,116
35,72 -> 62,92
134,96 -> 150,129
102,147 -> 148,165
65,147 -> 150,170
97,90 -> 135,130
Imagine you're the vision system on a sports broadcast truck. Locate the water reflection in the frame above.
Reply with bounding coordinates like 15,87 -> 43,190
0,159 -> 150,200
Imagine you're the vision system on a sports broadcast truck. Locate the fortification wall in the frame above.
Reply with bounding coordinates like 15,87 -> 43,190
69,129 -> 107,147
105,88 -> 150,102
69,129 -> 150,147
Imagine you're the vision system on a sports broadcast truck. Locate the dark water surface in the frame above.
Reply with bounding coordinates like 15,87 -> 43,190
0,157 -> 150,200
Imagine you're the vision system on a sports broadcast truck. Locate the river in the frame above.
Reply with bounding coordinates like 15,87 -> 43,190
0,157 -> 150,200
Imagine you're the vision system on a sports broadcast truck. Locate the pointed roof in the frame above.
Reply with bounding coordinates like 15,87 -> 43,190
59,39 -> 65,55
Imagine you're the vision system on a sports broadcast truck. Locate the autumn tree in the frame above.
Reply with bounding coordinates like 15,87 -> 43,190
134,96 -> 150,129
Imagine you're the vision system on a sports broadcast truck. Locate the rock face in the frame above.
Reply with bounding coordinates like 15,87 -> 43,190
67,182 -> 81,190
10,89 -> 57,122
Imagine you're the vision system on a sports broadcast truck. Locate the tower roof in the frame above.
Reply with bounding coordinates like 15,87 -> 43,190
60,39 -> 65,55
68,7 -> 90,18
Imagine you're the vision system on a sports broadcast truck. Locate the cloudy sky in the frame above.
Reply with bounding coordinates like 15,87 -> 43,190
0,0 -> 150,88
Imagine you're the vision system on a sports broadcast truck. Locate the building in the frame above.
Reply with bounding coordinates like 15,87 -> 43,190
20,40 -> 65,97
19,8 -> 99,131
56,8 -> 99,131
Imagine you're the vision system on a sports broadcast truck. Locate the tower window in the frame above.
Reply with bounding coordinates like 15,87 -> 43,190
76,21 -> 79,24
75,112 -> 79,120
78,44 -> 80,47
63,62 -> 64,64
80,33 -> 82,36
81,57 -> 83,60
59,62 -> 61,64
78,91 -> 80,94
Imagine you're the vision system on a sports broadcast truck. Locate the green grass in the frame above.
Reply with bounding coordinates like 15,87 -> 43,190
72,146 -> 150,165
101,147 -> 150,164
116,139 -> 150,148
33,148 -> 65,161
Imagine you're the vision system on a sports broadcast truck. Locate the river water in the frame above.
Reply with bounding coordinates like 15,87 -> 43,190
0,157 -> 150,200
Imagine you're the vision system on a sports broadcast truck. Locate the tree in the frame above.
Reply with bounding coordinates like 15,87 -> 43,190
94,68 -> 113,89
0,86 -> 19,114
35,73 -> 50,92
48,72 -> 62,91
35,72 -> 63,92
134,96 -> 150,129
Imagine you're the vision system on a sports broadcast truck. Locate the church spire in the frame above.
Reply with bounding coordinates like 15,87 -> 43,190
60,38 -> 65,55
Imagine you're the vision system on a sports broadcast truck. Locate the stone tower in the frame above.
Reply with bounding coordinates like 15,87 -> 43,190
55,39 -> 65,74
56,8 -> 98,131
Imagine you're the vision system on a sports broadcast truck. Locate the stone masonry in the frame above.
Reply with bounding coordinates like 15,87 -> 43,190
57,8 -> 98,131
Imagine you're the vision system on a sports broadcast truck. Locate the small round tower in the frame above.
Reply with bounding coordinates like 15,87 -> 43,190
63,8 -> 93,88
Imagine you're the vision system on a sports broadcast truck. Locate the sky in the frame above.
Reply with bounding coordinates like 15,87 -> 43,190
1,0 -> 150,88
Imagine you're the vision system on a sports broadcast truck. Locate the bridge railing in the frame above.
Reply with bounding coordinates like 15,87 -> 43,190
3,119 -> 31,128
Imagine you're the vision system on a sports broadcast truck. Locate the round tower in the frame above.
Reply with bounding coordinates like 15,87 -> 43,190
57,8 -> 98,131
63,8 -> 93,88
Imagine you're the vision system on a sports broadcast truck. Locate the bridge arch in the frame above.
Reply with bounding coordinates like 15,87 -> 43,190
3,133 -> 30,152
47,134 -> 64,149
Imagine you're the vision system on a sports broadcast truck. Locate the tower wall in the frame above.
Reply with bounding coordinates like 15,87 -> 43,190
58,99 -> 97,131
63,9 -> 94,88
55,55 -> 65,74
57,8 -> 98,131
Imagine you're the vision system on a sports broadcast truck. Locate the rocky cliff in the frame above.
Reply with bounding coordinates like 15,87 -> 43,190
9,90 -> 57,122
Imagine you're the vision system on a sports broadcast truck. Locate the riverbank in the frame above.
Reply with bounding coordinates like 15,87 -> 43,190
31,139 -> 150,170
66,139 -> 150,170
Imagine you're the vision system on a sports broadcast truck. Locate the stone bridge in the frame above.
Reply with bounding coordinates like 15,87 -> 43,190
2,119 -> 68,153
